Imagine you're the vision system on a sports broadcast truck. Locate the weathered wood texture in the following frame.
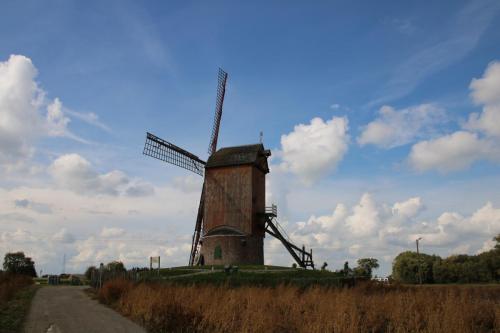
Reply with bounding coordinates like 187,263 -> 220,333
201,163 -> 267,265
204,165 -> 265,235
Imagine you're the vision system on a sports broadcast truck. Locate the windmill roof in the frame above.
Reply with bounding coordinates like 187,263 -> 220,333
206,144 -> 270,173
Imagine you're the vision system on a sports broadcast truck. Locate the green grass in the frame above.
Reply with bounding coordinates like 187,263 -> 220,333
120,266 -> 361,288
0,285 -> 38,333
168,264 -> 294,271
149,269 -> 357,288
137,265 -> 296,280
33,278 -> 47,285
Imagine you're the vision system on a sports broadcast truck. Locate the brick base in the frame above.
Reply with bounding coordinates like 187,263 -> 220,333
200,235 -> 263,266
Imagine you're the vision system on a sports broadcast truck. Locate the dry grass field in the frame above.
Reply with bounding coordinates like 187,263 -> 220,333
98,278 -> 500,333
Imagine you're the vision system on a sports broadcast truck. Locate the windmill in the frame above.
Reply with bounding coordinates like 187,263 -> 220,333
143,68 -> 314,268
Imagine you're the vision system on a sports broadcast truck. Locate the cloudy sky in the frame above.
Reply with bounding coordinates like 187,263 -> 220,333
1,0 -> 500,276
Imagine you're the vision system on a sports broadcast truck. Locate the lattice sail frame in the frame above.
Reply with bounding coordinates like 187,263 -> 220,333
208,68 -> 228,156
143,132 -> 206,176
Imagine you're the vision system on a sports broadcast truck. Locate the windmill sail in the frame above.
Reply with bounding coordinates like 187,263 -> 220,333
189,187 -> 205,265
189,68 -> 228,265
208,68 -> 228,156
143,132 -> 206,176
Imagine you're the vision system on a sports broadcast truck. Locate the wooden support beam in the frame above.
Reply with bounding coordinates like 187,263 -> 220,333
264,215 -> 315,269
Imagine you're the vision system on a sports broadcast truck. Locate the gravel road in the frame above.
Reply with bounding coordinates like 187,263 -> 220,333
23,286 -> 145,333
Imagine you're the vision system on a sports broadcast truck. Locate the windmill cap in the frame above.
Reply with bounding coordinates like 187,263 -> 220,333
206,143 -> 270,173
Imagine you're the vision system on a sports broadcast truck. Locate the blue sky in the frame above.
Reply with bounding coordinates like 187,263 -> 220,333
1,0 -> 499,275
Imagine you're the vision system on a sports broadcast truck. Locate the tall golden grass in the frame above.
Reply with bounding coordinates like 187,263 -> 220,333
0,273 -> 33,307
99,279 -> 500,333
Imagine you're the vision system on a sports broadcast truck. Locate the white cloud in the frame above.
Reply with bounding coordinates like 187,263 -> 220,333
100,227 -> 125,238
1,182 -> 498,276
469,61 -> 500,106
468,201 -> 500,235
367,0 -> 500,106
279,116 -> 349,184
50,154 -> 125,196
476,239 -> 495,254
284,193 -> 499,274
408,131 -> 499,172
346,193 -> 379,236
0,54 -> 109,172
46,98 -> 70,137
125,181 -> 155,197
348,244 -> 362,255
71,236 -> 190,269
437,212 -> 463,226
466,61 -> 500,137
0,55 -> 45,166
358,104 -> 445,148
14,198 -> 52,214
467,105 -> 500,137
64,109 -> 111,132
404,60 -> 500,174
1,229 -> 37,243
0,182 -> 200,273
172,175 -> 203,193
450,244 -> 471,255
392,197 -> 423,218
52,228 -> 75,243
305,204 -> 348,232
49,153 -> 154,196
408,225 -> 457,247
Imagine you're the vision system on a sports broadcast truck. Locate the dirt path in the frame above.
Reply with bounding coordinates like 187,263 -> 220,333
23,286 -> 145,333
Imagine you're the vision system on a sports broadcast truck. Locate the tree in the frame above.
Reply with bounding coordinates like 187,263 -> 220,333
105,261 -> 126,273
3,252 -> 37,277
84,266 -> 97,280
355,258 -> 379,278
392,235 -> 500,284
392,251 -> 439,284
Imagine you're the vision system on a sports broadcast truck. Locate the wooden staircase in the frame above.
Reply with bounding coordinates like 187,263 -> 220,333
261,205 -> 315,269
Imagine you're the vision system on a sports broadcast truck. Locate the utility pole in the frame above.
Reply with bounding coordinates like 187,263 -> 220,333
99,263 -> 104,289
62,254 -> 66,275
416,237 -> 423,285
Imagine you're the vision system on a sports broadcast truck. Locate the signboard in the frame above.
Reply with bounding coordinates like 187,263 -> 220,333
149,256 -> 160,275
151,256 -> 160,264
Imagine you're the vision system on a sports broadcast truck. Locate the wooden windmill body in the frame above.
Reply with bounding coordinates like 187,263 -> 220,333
143,69 -> 314,268
201,144 -> 270,265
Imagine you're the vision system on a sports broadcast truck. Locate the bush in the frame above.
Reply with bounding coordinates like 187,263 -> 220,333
0,272 -> 33,307
98,278 -> 133,304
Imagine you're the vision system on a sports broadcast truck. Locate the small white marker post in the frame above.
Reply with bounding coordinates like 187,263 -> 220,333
150,256 -> 160,277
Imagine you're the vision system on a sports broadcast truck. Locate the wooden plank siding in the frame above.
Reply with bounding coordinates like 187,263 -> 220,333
204,165 -> 258,235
